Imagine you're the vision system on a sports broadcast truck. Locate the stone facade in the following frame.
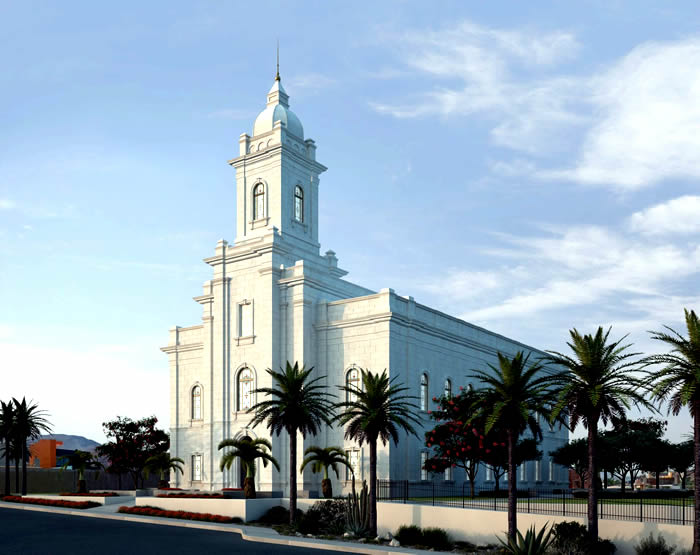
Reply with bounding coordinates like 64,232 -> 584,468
162,76 -> 569,494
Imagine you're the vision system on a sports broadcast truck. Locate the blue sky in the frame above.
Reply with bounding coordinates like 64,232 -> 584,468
2,1 -> 699,442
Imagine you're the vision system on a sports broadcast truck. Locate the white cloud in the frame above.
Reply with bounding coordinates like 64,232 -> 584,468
285,73 -> 336,95
0,199 -> 16,210
545,39 -> 700,189
628,195 -> 700,235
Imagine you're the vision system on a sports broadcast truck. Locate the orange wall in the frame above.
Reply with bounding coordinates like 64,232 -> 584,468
29,439 -> 63,468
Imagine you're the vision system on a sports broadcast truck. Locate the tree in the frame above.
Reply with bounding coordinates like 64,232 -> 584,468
299,446 -> 353,498
96,416 -> 169,489
60,450 -> 103,493
645,309 -> 700,555
248,361 -> 335,524
603,419 -> 666,492
144,452 -> 185,489
469,351 -> 560,541
12,397 -> 52,495
481,437 -> 542,491
550,439 -> 589,487
546,327 -> 651,543
218,437 -> 279,499
0,400 -> 15,495
667,440 -> 694,490
336,368 -> 420,536
424,386 -> 489,497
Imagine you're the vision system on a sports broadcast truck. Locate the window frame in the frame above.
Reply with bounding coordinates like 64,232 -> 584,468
191,385 -> 202,421
346,367 -> 361,404
253,183 -> 265,220
192,454 -> 202,482
237,367 -> 255,412
294,185 -> 304,223
444,378 -> 452,399
420,451 -> 428,481
420,373 -> 429,411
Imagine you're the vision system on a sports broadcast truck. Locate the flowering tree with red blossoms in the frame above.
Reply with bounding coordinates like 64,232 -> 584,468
424,386 -> 542,497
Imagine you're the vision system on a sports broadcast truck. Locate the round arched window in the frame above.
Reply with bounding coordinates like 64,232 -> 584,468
237,368 -> 255,411
346,368 -> 360,403
420,374 -> 429,411
253,184 -> 265,220
192,386 -> 201,420
294,186 -> 304,222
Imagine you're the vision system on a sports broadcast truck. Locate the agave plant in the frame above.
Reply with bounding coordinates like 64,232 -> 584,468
499,524 -> 555,555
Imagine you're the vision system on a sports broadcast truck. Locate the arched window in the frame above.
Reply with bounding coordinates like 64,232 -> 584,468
237,368 -> 254,411
191,385 -> 201,420
444,379 -> 452,399
294,186 -> 304,222
253,183 -> 265,220
420,373 -> 428,411
346,368 -> 360,403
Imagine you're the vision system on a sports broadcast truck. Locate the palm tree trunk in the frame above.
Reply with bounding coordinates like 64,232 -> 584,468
21,442 -> 28,495
289,427 -> 297,525
587,419 -> 599,543
369,440 -> 377,536
693,401 -> 700,555
4,438 -> 10,495
506,430 -> 517,541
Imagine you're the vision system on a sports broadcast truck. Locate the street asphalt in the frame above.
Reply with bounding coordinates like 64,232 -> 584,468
0,507 -> 341,555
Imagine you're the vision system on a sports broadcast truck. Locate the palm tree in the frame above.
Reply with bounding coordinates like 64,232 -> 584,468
144,452 -> 185,489
12,397 -> 52,495
468,351 -> 561,542
0,400 -> 15,495
248,361 -> 335,523
335,368 -> 420,536
545,327 -> 651,544
60,450 -> 104,493
299,446 -> 353,498
219,437 -> 279,499
645,309 -> 700,555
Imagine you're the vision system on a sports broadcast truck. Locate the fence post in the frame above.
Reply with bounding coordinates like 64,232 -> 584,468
432,481 -> 435,506
639,493 -> 643,522
404,480 -> 407,504
494,489 -> 497,511
462,482 -> 465,509
682,495 -> 686,525
562,488 -> 566,516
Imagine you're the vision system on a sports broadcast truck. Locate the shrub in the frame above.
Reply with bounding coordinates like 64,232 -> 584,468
156,493 -> 224,498
60,492 -> 120,497
257,505 -> 291,525
395,525 -> 424,546
298,500 -> 346,535
421,527 -> 453,551
634,533 -> 675,555
550,521 -> 616,555
2,496 -> 100,509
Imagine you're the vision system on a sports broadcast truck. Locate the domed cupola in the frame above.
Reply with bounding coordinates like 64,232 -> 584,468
252,77 -> 304,139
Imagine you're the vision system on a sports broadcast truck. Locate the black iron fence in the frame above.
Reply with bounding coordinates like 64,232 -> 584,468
377,480 -> 694,526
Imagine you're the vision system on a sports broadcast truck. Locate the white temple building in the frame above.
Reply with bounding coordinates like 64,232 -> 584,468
161,72 -> 569,494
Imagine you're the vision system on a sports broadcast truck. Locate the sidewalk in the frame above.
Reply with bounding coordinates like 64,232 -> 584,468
0,498 -> 438,555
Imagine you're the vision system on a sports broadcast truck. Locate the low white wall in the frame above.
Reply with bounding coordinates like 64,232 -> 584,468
136,496 -> 281,522
375,502 -> 692,555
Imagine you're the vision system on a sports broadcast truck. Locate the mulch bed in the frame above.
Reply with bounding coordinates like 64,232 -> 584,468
2,495 -> 100,509
118,505 -> 240,524
156,493 -> 225,499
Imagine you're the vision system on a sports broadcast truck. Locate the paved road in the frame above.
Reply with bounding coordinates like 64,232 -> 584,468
0,507 -> 341,555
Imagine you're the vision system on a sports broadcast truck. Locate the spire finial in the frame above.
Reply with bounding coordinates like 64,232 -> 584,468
275,41 -> 280,81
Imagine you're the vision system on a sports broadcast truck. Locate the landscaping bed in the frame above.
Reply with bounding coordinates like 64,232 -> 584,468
156,493 -> 225,499
2,495 -> 100,509
118,505 -> 242,524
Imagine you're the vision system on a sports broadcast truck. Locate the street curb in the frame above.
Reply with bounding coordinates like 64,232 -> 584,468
0,502 -> 431,554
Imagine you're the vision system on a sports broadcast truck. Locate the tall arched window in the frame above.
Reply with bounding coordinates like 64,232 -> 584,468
420,373 -> 429,411
253,183 -> 265,220
294,186 -> 304,222
237,368 -> 254,411
191,385 -> 201,420
444,379 -> 452,399
346,368 -> 360,403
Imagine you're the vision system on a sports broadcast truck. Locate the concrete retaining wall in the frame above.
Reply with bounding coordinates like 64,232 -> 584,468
23,494 -> 134,506
373,502 -> 692,555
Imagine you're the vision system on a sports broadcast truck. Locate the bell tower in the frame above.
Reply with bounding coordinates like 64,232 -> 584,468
228,73 -> 326,252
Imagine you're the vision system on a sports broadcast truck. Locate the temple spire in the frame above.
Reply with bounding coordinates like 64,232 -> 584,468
275,41 -> 280,81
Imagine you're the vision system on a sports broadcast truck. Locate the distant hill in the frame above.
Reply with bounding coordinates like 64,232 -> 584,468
40,434 -> 100,452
